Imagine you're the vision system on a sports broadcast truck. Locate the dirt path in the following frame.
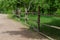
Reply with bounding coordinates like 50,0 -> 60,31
0,14 -> 48,40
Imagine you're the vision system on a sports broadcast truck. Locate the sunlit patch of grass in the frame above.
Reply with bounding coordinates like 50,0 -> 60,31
40,16 -> 53,24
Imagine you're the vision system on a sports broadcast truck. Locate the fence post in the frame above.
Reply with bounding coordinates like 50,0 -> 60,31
38,6 -> 40,31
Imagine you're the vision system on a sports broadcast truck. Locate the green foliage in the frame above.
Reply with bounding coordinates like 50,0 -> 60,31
56,9 -> 60,16
0,0 -> 40,13
0,0 -> 60,15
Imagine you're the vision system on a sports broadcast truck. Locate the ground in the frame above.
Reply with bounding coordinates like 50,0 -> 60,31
0,14 -> 48,40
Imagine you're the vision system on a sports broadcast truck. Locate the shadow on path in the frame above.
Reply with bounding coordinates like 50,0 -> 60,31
2,28 -> 47,39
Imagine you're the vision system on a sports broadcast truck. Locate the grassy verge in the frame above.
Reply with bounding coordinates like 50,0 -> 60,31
8,14 -> 60,40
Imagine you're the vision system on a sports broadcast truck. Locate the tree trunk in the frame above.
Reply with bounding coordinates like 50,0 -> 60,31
18,9 -> 21,18
38,6 -> 40,32
15,8 -> 21,18
15,8 -> 19,18
25,8 -> 28,24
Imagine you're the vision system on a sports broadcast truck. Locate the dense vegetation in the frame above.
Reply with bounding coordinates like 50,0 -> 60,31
0,0 -> 60,40
0,0 -> 60,16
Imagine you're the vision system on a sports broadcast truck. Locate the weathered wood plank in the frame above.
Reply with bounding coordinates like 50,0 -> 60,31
43,24 -> 60,29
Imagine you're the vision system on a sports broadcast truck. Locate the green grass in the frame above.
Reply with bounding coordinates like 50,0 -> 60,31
40,16 -> 60,27
40,16 -> 53,24
40,16 -> 60,39
28,15 -> 60,39
40,26 -> 60,40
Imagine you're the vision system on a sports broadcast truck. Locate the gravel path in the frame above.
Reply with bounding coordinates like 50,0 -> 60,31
0,14 -> 48,40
